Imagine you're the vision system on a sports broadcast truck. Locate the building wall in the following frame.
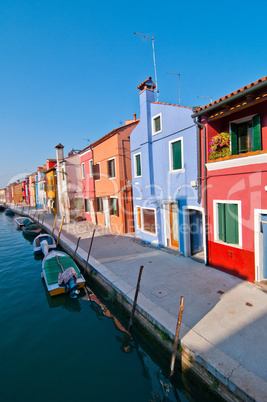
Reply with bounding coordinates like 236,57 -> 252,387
46,169 -> 57,215
80,148 -> 95,222
13,182 -> 24,203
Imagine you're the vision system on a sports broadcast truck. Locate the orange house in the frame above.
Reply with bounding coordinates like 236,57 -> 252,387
91,118 -> 139,234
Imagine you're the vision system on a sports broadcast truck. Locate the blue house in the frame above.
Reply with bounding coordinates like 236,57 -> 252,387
130,77 -> 205,258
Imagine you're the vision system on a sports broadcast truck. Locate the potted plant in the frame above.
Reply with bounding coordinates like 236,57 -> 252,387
209,132 -> 231,160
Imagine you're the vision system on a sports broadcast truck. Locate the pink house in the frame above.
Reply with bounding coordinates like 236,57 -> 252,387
193,75 -> 267,283
79,147 -> 95,223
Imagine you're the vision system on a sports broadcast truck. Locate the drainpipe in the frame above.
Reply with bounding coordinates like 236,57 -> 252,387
193,116 -> 209,266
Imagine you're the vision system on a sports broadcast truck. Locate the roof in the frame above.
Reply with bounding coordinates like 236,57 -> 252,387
137,77 -> 156,91
193,75 -> 267,117
154,101 -> 192,110
79,119 -> 140,154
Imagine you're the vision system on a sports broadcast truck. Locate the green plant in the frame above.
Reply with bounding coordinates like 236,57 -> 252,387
209,132 -> 231,160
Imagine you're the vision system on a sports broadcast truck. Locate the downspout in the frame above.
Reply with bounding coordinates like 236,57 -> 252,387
193,116 -> 209,266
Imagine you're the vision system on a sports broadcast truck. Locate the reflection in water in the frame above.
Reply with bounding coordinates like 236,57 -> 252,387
42,280 -> 82,312
82,286 -> 183,402
22,231 -> 35,244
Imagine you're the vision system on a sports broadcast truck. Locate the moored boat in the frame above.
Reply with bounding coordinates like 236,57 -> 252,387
33,234 -> 56,256
0,205 -> 6,212
42,250 -> 85,298
15,217 -> 33,230
22,223 -> 42,236
5,208 -> 15,216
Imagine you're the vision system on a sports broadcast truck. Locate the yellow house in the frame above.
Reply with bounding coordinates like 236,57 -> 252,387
46,167 -> 57,215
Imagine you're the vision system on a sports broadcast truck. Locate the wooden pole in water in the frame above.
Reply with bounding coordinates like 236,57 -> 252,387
170,296 -> 184,379
42,215 -> 44,226
52,215 -> 57,236
56,216 -> 65,245
84,228 -> 96,273
128,265 -> 144,332
73,236 -> 81,260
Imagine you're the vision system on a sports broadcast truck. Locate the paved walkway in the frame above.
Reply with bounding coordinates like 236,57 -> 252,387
13,206 -> 267,400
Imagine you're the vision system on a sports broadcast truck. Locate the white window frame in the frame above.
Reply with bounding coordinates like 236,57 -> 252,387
110,196 -> 119,216
89,159 -> 93,178
81,163 -> 85,179
169,137 -> 184,173
141,206 -> 157,236
152,113 -> 162,135
213,199 -> 242,248
108,157 -> 116,179
84,198 -> 90,213
134,153 -> 142,178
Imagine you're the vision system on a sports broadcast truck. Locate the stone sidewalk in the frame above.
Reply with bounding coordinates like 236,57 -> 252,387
13,206 -> 267,401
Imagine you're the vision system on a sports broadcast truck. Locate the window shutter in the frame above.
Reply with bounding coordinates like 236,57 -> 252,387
218,203 -> 225,242
230,123 -> 238,155
115,198 -> 119,217
225,204 -> 239,244
93,164 -> 100,180
172,141 -> 182,170
136,154 -> 141,176
252,114 -> 261,151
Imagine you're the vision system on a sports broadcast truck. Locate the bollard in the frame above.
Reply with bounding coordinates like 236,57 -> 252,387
56,216 -> 65,245
52,215 -> 57,237
85,228 -> 96,273
170,296 -> 184,379
128,265 -> 144,332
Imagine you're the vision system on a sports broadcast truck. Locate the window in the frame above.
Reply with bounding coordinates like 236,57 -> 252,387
93,163 -> 100,180
216,202 -> 240,245
84,198 -> 90,213
134,153 -> 141,177
152,113 -> 162,135
75,198 -> 83,210
231,114 -> 261,155
96,197 -> 103,212
81,163 -> 85,179
109,197 -> 119,216
89,160 -> 93,178
142,208 -> 156,234
169,138 -> 183,171
107,158 -> 116,178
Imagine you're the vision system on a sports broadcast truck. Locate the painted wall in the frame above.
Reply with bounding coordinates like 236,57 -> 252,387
131,85 -> 200,255
80,148 -> 95,222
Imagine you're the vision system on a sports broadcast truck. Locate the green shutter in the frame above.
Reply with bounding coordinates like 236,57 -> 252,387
230,123 -> 238,155
225,204 -> 239,244
252,114 -> 261,151
218,203 -> 225,242
172,141 -> 182,170
136,154 -> 141,176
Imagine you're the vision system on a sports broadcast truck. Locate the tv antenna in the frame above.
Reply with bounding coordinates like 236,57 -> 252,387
197,95 -> 213,103
166,72 -> 181,105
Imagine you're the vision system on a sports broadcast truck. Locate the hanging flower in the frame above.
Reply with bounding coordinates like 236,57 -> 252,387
209,132 -> 231,160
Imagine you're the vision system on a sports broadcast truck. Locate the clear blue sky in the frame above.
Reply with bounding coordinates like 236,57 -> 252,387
1,0 -> 267,189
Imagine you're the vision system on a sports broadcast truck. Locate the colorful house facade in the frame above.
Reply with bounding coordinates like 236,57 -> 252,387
130,78 -> 204,257
90,118 -> 139,234
29,173 -> 36,207
79,147 -> 95,223
45,167 -> 57,215
192,75 -> 267,282
35,167 -> 46,209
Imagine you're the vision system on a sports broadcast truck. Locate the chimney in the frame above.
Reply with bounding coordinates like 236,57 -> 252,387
134,113 -> 136,121
55,143 -> 64,163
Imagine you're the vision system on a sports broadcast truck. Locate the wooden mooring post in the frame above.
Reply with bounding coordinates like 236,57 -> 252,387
128,265 -> 144,333
42,215 -> 44,226
52,215 -> 57,237
170,296 -> 184,379
73,236 -> 81,260
56,216 -> 65,245
84,228 -> 96,273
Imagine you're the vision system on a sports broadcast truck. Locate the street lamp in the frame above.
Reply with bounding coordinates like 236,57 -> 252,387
134,32 -> 159,102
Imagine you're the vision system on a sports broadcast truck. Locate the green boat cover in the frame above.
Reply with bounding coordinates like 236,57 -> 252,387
44,255 -> 82,285
23,218 -> 32,227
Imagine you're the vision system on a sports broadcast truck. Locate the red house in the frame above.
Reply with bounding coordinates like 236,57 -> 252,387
79,147 -> 95,223
192,76 -> 267,283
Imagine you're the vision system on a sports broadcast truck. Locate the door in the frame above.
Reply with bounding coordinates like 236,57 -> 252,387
189,210 -> 203,255
103,198 -> 111,228
170,203 -> 179,248
262,215 -> 267,280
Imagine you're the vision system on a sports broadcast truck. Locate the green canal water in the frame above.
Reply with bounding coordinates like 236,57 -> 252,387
0,213 -> 220,402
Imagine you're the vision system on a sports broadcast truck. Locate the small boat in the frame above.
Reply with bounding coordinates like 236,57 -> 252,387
22,222 -> 42,236
15,217 -> 33,230
33,234 -> 56,256
42,250 -> 85,298
0,205 -> 6,212
5,208 -> 15,216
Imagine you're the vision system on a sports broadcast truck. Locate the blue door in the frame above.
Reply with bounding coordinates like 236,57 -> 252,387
189,210 -> 203,255
262,215 -> 267,279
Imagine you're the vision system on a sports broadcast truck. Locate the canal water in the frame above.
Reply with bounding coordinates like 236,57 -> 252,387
0,213 -> 219,402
